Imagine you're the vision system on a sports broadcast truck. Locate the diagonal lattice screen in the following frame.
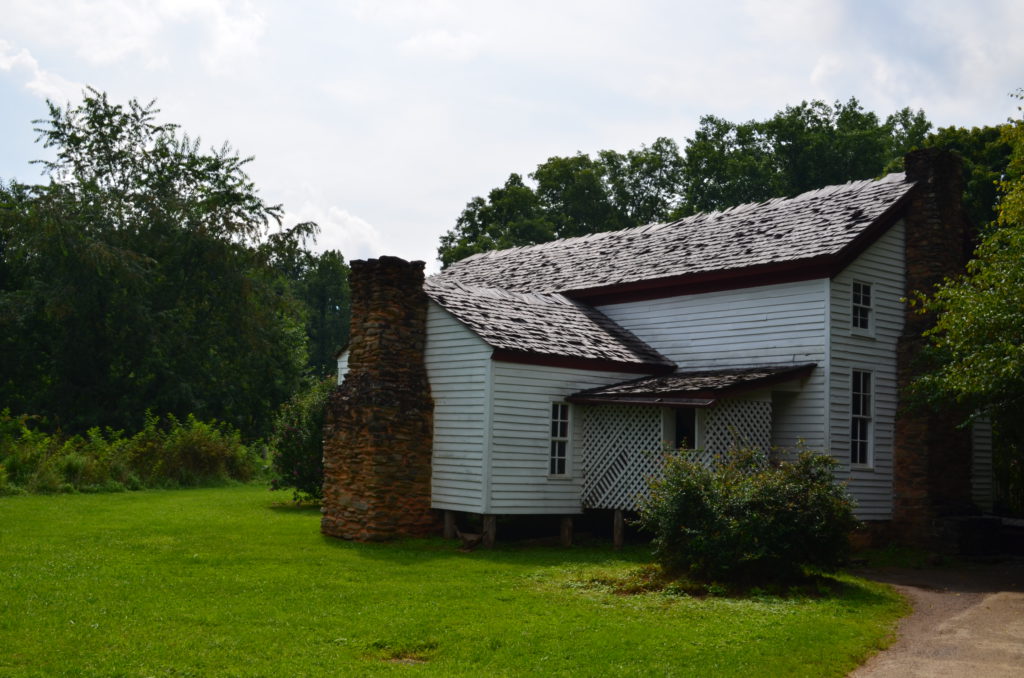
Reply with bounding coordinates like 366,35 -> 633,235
580,399 -> 772,510
700,398 -> 772,455
580,405 -> 665,510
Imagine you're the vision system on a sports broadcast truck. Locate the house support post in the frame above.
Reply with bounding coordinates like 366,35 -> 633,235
560,516 -> 573,547
613,509 -> 624,549
482,515 -> 496,548
443,510 -> 456,540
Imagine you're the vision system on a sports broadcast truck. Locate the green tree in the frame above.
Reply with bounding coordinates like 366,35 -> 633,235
438,138 -> 684,266
679,115 -> 779,215
599,136 -> 685,225
681,98 -> 931,214
531,153 -> 624,239
0,89 -> 312,438
913,92 -> 1024,512
437,173 -> 554,267
924,124 -> 1012,231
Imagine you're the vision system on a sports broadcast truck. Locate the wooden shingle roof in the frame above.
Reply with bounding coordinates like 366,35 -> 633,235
424,279 -> 675,373
436,173 -> 914,299
568,364 -> 817,406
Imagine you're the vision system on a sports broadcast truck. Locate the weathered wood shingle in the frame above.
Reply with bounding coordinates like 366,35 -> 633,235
424,279 -> 674,371
438,173 -> 913,294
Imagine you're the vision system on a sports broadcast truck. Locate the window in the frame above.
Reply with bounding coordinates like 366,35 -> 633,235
673,408 -> 696,450
852,281 -> 872,332
851,370 -> 872,465
550,402 -> 569,475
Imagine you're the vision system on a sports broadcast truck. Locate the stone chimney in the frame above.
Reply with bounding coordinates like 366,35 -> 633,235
321,256 -> 437,540
892,149 -> 974,545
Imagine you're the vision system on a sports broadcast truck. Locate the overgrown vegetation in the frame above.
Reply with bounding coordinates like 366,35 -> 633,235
268,376 -> 334,501
0,90 -> 350,441
0,410 -> 258,495
638,449 -> 860,586
0,485 -> 905,677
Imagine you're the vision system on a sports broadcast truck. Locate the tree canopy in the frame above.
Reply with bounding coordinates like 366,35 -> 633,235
438,98 -> 932,266
914,93 -> 1024,417
437,137 -> 684,267
0,90 -> 349,438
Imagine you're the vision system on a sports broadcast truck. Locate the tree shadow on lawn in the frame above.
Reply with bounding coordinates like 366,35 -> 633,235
315,533 -> 892,606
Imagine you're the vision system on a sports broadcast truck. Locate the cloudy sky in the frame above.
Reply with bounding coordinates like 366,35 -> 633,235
2,1 -> 1023,271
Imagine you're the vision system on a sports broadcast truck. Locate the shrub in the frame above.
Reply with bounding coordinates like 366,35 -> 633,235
160,414 -> 259,486
637,448 -> 859,584
0,409 -> 258,493
269,377 -> 334,501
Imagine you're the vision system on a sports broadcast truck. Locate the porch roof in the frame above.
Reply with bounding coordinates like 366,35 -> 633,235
567,363 -> 817,407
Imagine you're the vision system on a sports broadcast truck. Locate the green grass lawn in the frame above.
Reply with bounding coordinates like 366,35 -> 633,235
0,485 -> 905,677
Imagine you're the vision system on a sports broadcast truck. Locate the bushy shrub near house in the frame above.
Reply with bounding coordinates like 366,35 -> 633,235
638,448 -> 859,584
0,410 -> 258,494
268,377 -> 334,501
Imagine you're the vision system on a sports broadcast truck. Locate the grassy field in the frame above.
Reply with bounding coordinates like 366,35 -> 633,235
0,485 -> 905,677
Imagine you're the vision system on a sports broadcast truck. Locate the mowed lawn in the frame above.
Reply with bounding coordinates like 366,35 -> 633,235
0,485 -> 904,677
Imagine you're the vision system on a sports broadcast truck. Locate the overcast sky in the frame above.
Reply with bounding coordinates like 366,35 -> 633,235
2,1 -> 1023,272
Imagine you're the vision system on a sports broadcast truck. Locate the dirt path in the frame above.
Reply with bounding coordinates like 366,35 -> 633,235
849,560 -> 1024,677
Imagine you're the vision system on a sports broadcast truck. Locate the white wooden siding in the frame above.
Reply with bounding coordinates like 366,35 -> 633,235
424,302 -> 492,513
828,220 -> 905,520
597,280 -> 829,452
489,362 -> 638,514
971,417 -> 994,512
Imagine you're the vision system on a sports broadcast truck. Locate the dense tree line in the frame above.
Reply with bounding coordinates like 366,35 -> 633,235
0,90 -> 349,440
438,97 -> 1010,267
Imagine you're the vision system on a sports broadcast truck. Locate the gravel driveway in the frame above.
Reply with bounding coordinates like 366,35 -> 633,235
849,560 -> 1024,677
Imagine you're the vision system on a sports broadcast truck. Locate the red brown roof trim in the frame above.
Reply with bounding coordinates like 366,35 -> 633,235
490,349 -> 674,375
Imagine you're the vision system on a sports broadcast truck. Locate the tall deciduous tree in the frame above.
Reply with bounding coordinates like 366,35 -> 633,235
438,137 -> 684,267
913,91 -> 1024,512
915,95 -> 1024,415
0,90 -> 319,438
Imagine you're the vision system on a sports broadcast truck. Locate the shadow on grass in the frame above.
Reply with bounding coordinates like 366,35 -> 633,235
317,531 -> 655,568
267,502 -> 322,515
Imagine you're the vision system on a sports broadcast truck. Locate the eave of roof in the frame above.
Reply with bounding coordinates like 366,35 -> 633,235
567,363 -> 817,406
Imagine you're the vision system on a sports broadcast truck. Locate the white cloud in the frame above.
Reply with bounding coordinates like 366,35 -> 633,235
399,30 -> 485,62
285,204 -> 387,262
0,40 -> 82,101
1,0 -> 265,73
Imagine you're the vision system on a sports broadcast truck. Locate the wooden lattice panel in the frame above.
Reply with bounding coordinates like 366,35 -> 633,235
581,405 -> 664,510
701,398 -> 772,454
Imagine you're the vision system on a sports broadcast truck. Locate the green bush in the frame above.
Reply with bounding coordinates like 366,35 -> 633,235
637,448 -> 859,584
0,408 -> 258,494
269,377 -> 334,501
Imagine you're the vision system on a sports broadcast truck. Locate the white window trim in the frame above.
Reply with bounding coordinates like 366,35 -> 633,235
548,401 -> 571,478
850,369 -> 874,468
851,280 -> 875,338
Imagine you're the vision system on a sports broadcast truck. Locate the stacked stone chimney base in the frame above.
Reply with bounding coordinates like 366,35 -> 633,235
321,256 -> 438,541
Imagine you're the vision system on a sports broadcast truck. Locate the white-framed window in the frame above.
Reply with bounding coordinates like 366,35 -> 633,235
851,281 -> 873,333
550,402 -> 570,476
850,369 -> 873,466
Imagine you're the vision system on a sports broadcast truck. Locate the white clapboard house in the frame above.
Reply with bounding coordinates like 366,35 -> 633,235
337,153 -> 992,538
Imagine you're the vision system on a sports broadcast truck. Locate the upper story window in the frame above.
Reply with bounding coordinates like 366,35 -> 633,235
550,402 -> 570,476
851,281 -> 873,333
851,369 -> 872,466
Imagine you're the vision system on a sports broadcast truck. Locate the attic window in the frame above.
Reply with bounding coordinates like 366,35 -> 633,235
852,281 -> 872,332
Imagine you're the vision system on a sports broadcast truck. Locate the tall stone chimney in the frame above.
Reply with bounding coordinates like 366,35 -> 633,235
893,148 -> 974,545
321,256 -> 437,540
